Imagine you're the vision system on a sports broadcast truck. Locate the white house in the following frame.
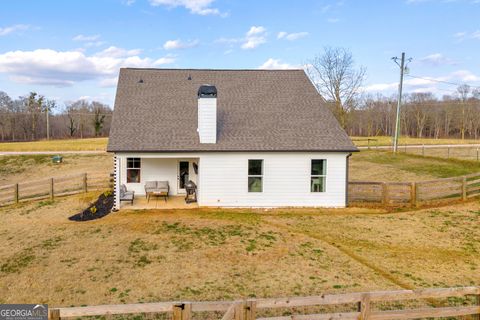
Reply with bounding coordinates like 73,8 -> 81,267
107,68 -> 358,209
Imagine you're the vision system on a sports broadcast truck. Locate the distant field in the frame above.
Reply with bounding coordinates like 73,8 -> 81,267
1,150 -> 480,186
349,150 -> 480,181
0,137 -> 479,152
0,195 -> 478,306
0,138 -> 108,152
352,136 -> 480,147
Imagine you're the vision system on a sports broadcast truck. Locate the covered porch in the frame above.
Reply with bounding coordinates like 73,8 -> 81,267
114,153 -> 200,210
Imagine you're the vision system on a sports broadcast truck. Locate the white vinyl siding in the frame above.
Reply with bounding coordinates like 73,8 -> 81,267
115,152 -> 348,208
198,152 -> 348,207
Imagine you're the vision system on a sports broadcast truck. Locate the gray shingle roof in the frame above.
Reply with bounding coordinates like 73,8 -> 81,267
107,68 -> 357,152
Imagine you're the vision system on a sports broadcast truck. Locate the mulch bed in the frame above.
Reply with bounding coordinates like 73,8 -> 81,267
69,192 -> 114,221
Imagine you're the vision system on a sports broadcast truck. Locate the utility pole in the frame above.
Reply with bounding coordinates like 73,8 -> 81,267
46,103 -> 50,140
392,52 -> 412,153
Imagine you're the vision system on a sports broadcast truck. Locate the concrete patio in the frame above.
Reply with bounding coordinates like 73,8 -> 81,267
121,195 -> 199,210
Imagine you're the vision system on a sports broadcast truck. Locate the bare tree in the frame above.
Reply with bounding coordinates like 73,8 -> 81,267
0,91 -> 13,140
306,47 -> 366,128
457,84 -> 470,140
92,102 -> 108,136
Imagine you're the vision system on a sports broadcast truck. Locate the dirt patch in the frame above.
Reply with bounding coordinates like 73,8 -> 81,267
69,192 -> 114,221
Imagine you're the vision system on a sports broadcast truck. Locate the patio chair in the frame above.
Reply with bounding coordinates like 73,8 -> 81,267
120,184 -> 135,205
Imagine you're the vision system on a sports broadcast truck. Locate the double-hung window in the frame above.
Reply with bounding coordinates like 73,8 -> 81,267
311,159 -> 326,192
126,158 -> 141,183
248,159 -> 263,192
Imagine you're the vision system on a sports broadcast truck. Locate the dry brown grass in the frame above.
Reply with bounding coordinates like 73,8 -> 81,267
0,153 -> 113,185
0,138 -> 108,152
0,195 -> 478,307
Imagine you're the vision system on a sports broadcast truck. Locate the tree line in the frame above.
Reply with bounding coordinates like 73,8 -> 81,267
307,47 -> 480,140
348,86 -> 480,139
0,91 -> 112,141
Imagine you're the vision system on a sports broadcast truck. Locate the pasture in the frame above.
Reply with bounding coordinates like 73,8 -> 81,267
0,195 -> 478,306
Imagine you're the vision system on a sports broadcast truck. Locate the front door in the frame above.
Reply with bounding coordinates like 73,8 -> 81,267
177,161 -> 190,194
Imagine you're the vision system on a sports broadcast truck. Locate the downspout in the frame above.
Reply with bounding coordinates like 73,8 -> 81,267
346,153 -> 352,207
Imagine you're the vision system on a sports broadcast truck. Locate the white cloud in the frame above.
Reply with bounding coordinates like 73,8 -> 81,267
215,26 -> 268,50
277,31 -> 308,41
163,39 -> 199,50
0,24 -> 29,36
149,0 -> 222,15
450,69 -> 480,82
454,30 -> 480,41
362,70 -> 480,95
258,58 -> 298,70
327,18 -> 340,23
154,55 -> 177,64
95,46 -> 143,58
246,26 -> 266,37
72,34 -> 101,42
241,26 -> 267,50
0,48 -> 175,87
418,53 -> 457,66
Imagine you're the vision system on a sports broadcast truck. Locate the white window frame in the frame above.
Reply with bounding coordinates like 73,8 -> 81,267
126,157 -> 141,183
311,159 -> 326,193
248,159 -> 263,193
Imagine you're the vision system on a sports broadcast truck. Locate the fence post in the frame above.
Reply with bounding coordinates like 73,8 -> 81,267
422,144 -> 425,157
83,173 -> 88,193
234,301 -> 246,320
50,178 -> 54,200
447,147 -> 450,159
14,183 -> 19,204
474,294 -> 480,320
410,182 -> 416,207
172,303 -> 191,320
245,300 -> 256,320
462,176 -> 467,201
382,182 -> 389,206
359,294 -> 371,320
477,148 -> 479,161
48,309 -> 60,320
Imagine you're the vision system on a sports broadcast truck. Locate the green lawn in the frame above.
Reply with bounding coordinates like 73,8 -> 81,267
349,150 -> 480,182
352,136 -> 480,147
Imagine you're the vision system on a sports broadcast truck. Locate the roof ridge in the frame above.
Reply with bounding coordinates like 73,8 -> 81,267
122,67 -> 304,72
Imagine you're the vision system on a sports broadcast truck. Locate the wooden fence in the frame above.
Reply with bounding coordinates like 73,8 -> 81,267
0,172 -> 111,206
47,286 -> 480,320
348,172 -> 480,206
1,172 -> 480,208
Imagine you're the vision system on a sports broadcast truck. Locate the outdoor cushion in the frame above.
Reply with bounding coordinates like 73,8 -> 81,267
157,181 -> 169,189
145,181 -> 157,189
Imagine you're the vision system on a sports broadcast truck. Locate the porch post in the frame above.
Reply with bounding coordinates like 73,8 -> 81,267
113,155 -> 121,210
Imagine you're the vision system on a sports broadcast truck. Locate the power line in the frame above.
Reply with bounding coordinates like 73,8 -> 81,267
406,74 -> 480,90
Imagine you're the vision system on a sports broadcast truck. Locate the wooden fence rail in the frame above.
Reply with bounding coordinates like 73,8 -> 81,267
47,286 -> 480,320
348,172 -> 480,207
0,172 -> 111,207
2,171 -> 480,208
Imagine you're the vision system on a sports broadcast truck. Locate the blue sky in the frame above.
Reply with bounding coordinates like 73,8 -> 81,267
0,0 -> 479,107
